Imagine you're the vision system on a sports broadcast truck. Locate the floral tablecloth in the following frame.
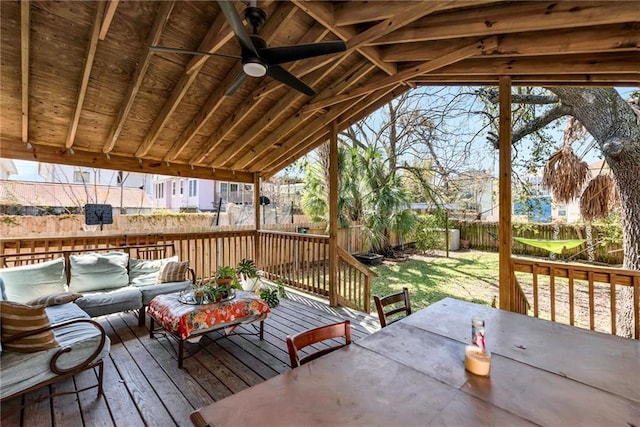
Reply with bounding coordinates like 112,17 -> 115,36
147,291 -> 271,340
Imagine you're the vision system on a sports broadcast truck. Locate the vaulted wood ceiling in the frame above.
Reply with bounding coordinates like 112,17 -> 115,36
1,1 -> 638,182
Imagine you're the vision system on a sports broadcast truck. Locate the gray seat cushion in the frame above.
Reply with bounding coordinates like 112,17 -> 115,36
0,303 -> 110,400
139,280 -> 192,305
75,286 -> 142,317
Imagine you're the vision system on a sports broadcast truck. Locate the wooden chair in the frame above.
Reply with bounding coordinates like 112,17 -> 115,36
374,287 -> 412,328
286,320 -> 351,368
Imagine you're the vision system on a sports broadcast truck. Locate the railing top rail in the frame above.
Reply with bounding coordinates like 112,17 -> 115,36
511,256 -> 640,277
257,229 -> 329,240
337,246 -> 377,278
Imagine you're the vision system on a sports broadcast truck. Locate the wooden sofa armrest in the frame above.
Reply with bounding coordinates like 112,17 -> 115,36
3,319 -> 107,375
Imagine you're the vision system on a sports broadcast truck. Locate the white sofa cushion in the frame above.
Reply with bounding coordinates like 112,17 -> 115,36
0,257 -> 66,303
69,252 -> 129,293
128,256 -> 178,287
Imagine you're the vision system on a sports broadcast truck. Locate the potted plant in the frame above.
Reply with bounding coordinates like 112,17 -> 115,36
215,266 -> 236,286
237,258 -> 261,291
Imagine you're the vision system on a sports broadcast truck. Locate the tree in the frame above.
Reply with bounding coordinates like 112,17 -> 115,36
491,87 -> 639,337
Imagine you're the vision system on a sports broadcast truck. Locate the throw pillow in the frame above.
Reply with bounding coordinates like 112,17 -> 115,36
26,292 -> 83,307
129,256 -> 178,287
0,301 -> 59,353
157,261 -> 189,284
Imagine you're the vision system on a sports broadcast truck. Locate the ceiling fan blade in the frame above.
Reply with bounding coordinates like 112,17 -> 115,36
261,41 -> 347,65
267,65 -> 315,96
149,46 -> 242,60
225,72 -> 248,96
216,0 -> 258,56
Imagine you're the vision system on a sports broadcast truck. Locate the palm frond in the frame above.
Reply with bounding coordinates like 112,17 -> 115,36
580,174 -> 617,221
542,146 -> 589,203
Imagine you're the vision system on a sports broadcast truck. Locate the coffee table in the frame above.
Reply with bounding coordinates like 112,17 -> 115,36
147,291 -> 271,368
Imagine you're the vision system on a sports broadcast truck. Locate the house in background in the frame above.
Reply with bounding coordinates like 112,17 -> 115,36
0,180 -> 154,215
0,159 -> 17,180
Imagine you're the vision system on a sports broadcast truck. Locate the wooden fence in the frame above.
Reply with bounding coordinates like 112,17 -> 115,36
511,257 -> 640,339
453,220 -> 623,264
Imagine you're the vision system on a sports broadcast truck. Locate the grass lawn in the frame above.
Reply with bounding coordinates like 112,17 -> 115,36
369,250 -> 499,313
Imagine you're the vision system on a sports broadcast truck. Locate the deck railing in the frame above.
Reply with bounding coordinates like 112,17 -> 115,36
257,230 -> 374,312
511,257 -> 640,339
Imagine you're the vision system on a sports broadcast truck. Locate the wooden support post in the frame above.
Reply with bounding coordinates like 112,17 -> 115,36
329,121 -> 339,307
498,76 -> 513,311
253,173 -> 261,268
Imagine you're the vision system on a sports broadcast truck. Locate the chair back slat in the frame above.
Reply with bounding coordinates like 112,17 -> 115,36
374,287 -> 411,328
286,320 -> 351,368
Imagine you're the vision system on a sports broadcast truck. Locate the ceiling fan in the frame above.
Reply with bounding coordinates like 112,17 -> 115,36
150,1 -> 347,96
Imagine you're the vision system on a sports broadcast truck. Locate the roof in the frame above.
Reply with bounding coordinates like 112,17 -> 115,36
0,180 -> 155,209
1,1 -> 638,181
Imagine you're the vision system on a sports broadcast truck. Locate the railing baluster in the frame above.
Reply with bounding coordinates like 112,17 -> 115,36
610,273 -> 616,335
550,267 -> 556,322
569,270 -> 575,326
588,271 -> 595,331
533,263 -> 539,318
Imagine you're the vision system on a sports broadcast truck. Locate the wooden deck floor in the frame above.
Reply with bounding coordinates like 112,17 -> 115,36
1,293 -> 379,427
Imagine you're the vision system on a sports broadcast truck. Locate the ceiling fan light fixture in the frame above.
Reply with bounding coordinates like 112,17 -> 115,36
243,61 -> 267,77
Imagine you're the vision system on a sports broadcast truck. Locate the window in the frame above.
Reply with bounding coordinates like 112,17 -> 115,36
172,181 -> 176,196
180,180 -> 184,195
74,171 -> 90,183
230,183 -> 238,192
189,180 -> 197,197
117,171 -> 124,184
155,183 -> 164,198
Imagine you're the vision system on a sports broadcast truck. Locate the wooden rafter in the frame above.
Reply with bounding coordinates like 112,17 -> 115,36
135,11 -> 231,159
1,139 -> 254,183
65,1 -> 104,149
99,0 -> 119,40
381,24 -> 640,62
262,85 -> 408,177
304,37 -> 497,113
230,59 -> 374,170
102,1 -> 174,154
184,3 -> 300,165
20,0 -> 29,144
412,74 -> 640,86
346,2 -> 452,51
375,1 -> 640,44
292,0 -> 397,76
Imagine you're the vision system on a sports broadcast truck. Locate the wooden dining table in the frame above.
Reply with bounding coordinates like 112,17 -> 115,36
190,297 -> 640,426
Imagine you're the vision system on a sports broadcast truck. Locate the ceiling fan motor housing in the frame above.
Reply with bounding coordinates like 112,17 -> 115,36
242,35 -> 268,77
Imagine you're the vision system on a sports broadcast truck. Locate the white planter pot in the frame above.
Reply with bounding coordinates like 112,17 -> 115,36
241,276 -> 260,292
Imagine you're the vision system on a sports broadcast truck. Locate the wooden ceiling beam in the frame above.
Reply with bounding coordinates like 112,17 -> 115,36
102,1 -> 174,154
382,24 -> 640,62
136,11 -> 230,159
375,1 -> 640,44
333,1 -> 502,26
291,0 -> 397,76
427,52 -> 640,75
411,74 -> 640,86
2,139 -> 253,183
231,59 -> 374,170
262,85 -> 409,177
65,1 -> 104,149
305,37 -> 497,113
20,0 -> 30,144
346,2 -> 452,51
99,0 -> 119,40
183,2 -> 299,164
253,84 -> 406,174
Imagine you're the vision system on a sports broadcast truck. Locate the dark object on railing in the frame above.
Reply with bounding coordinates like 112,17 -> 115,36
354,253 -> 383,266
84,204 -> 113,231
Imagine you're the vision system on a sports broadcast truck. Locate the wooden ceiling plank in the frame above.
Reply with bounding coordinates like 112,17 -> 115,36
305,37 -> 497,113
252,84 -> 406,173
65,1 -> 105,149
382,24 -> 640,62
182,3 -> 299,164
135,11 -> 230,159
230,58 -> 373,170
102,1 -> 175,154
20,0 -> 30,144
375,1 -> 640,44
346,2 -> 454,51
262,86 -> 409,177
292,0 -> 397,76
99,0 -> 119,40
1,139 -> 254,183
333,1 -> 502,26
185,7 -> 235,74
